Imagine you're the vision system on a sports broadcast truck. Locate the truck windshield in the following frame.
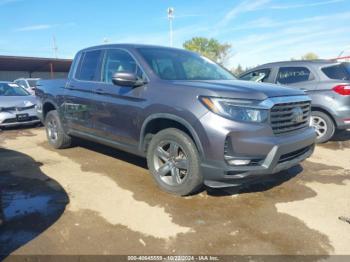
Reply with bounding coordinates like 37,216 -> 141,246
138,48 -> 235,81
0,83 -> 30,96
322,62 -> 350,80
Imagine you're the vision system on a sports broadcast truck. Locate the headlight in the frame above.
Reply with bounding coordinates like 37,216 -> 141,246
199,96 -> 268,123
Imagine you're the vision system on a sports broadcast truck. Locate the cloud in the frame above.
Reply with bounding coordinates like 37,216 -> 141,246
219,10 -> 350,35
225,10 -> 350,65
228,22 -> 350,67
215,0 -> 345,30
15,24 -> 55,32
217,0 -> 270,27
159,14 -> 205,20
14,23 -> 76,32
111,23 -> 210,47
270,0 -> 344,9
0,0 -> 21,6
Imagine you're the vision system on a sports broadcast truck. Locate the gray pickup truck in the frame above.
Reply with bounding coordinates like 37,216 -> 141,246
36,44 -> 316,196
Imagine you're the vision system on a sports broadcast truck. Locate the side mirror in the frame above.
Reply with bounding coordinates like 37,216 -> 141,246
112,72 -> 145,87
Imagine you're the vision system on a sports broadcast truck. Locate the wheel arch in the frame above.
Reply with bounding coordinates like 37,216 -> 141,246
139,114 -> 205,158
311,106 -> 337,127
42,100 -> 58,120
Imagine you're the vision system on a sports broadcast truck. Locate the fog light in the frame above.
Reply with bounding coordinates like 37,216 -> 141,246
228,159 -> 251,166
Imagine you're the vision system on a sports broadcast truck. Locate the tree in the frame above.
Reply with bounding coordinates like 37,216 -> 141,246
301,52 -> 319,60
231,64 -> 244,76
183,37 -> 232,66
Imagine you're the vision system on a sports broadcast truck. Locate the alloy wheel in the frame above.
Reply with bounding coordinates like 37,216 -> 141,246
311,116 -> 327,138
153,141 -> 189,186
47,118 -> 59,142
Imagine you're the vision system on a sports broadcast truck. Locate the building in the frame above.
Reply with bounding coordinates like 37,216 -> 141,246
0,55 -> 72,81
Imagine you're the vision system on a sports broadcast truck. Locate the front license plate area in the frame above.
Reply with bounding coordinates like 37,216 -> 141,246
16,113 -> 29,122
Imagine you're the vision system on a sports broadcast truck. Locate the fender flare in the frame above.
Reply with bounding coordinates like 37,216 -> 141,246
311,104 -> 338,124
139,113 -> 205,158
42,99 -> 59,118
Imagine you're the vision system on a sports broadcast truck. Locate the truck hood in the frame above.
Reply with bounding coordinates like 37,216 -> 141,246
171,80 -> 305,100
0,95 -> 37,108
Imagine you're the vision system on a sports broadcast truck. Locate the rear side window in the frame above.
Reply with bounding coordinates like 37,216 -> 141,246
277,67 -> 313,84
240,69 -> 271,82
76,50 -> 102,81
322,63 -> 350,80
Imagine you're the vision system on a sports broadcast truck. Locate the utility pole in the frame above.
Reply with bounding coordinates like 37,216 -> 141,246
52,36 -> 58,59
167,7 -> 174,47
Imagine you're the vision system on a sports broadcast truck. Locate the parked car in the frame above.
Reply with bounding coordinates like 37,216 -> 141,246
14,78 -> 40,95
0,82 -> 40,128
36,44 -> 316,196
239,60 -> 350,143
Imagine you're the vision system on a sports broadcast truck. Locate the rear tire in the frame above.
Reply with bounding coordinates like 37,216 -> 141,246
45,110 -> 72,149
311,111 -> 335,143
146,128 -> 203,196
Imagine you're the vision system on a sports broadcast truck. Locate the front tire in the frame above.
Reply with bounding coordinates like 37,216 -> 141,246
310,111 -> 335,143
45,110 -> 72,149
146,128 -> 203,196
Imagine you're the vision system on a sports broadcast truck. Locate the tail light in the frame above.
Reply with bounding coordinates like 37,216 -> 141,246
333,84 -> 350,95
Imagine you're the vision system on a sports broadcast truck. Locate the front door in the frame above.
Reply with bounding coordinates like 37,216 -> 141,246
91,48 -> 148,146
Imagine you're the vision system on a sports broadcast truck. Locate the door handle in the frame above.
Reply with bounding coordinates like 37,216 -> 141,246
95,88 -> 105,95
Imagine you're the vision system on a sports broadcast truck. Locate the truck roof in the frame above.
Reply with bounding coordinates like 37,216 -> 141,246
80,43 -> 190,53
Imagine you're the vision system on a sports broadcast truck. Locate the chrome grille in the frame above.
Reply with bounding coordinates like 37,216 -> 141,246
270,100 -> 311,135
1,105 -> 35,112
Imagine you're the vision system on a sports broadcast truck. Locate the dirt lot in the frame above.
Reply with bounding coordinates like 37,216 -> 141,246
0,127 -> 350,258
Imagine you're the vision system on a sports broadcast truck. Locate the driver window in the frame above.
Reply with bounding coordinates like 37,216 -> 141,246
102,49 -> 139,84
240,69 -> 271,82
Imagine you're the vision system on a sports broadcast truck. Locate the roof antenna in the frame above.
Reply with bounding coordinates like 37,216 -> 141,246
52,36 -> 58,59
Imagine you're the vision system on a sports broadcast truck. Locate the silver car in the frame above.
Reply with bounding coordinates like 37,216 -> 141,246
239,60 -> 350,143
0,82 -> 40,128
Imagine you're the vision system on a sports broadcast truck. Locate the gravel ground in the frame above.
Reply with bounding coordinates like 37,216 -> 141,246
0,127 -> 349,259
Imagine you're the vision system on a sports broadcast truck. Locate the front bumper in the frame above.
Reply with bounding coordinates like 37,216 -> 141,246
0,109 -> 40,128
334,107 -> 350,130
196,112 -> 316,188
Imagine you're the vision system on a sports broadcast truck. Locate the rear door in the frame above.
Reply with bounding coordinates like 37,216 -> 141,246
320,62 -> 350,88
319,62 -> 350,111
275,66 -> 318,92
90,48 -> 148,146
63,50 -> 103,134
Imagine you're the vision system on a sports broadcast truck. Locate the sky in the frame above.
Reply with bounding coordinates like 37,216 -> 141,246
0,0 -> 349,68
